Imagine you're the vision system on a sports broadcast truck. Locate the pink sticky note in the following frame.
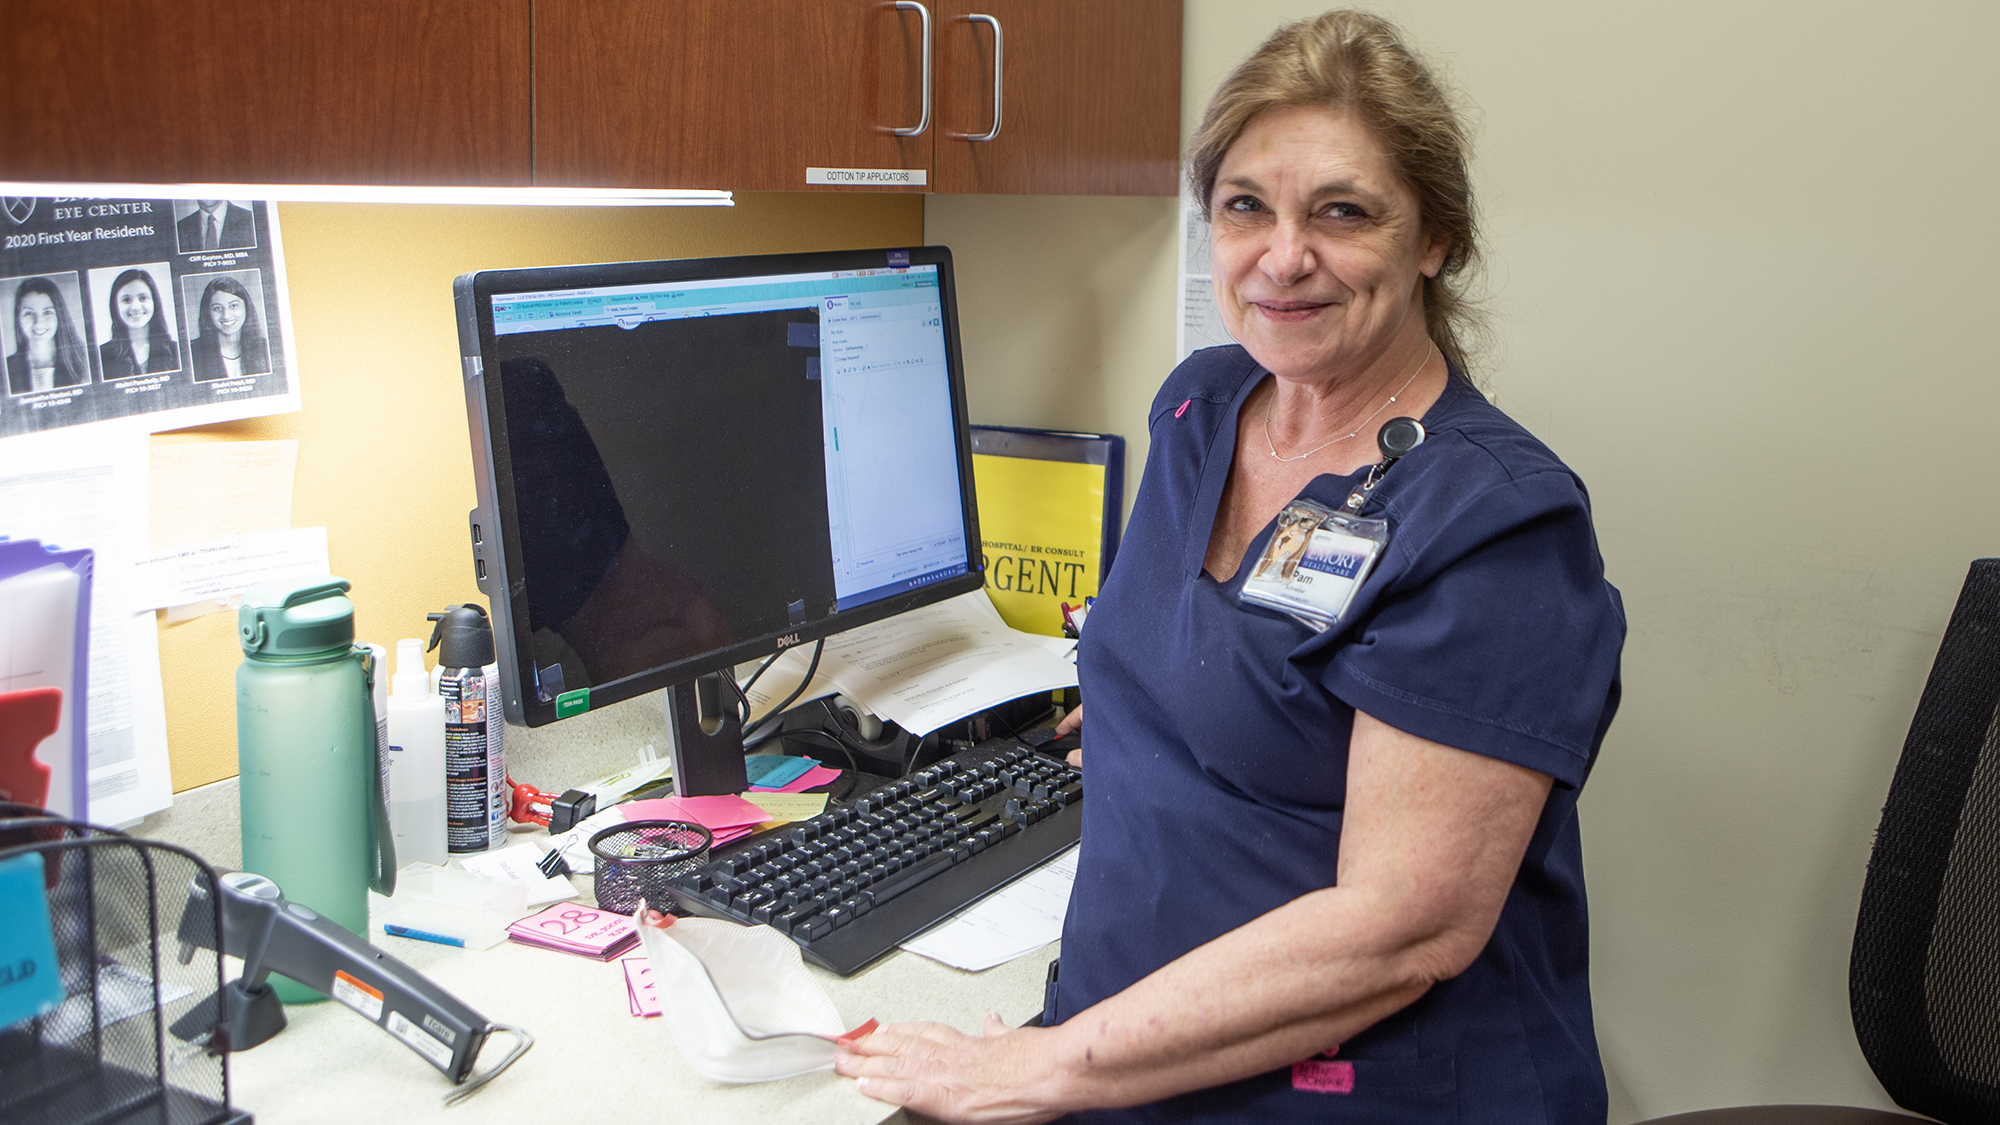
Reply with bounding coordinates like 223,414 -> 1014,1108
749,764 -> 842,794
506,903 -> 635,958
621,793 -> 773,831
622,956 -> 661,1018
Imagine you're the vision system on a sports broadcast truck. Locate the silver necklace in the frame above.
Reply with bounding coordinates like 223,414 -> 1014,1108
1263,348 -> 1432,463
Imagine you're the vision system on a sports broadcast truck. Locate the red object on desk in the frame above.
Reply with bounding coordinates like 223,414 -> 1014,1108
0,687 -> 60,810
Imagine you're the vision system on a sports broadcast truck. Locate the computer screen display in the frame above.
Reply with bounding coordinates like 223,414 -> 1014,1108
454,247 -> 983,727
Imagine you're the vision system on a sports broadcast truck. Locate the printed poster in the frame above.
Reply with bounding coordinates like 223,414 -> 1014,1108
1178,195 -> 1236,362
973,453 -> 1108,637
0,194 -> 300,437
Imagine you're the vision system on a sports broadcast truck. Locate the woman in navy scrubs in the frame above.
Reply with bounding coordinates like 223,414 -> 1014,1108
837,11 -> 1625,1123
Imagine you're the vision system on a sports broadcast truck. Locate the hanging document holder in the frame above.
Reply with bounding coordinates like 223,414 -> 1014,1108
968,425 -> 1124,638
0,537 -> 94,822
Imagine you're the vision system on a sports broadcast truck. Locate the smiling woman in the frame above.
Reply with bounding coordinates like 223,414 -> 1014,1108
833,12 -> 1627,1125
6,275 -> 91,395
98,268 -> 181,380
190,274 -> 271,382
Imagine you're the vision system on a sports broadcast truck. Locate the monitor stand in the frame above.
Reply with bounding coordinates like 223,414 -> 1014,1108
664,672 -> 749,797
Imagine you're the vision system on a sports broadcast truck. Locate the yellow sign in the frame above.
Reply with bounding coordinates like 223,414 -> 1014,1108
972,453 -> 1106,636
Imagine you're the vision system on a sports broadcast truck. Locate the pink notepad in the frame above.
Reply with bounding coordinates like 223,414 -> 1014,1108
622,956 -> 661,1018
621,793 -> 773,831
506,903 -> 638,961
707,824 -> 754,846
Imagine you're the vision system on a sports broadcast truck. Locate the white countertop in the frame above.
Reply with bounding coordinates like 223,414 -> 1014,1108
227,926 -> 1057,1125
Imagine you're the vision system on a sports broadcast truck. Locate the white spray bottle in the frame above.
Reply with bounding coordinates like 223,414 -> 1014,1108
386,637 -> 448,867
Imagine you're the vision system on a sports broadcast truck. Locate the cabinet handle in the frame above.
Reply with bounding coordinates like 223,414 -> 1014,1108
889,0 -> 933,137
950,14 -> 1004,142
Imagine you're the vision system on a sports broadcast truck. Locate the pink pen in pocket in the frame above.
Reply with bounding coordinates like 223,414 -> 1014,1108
1292,1048 -> 1355,1094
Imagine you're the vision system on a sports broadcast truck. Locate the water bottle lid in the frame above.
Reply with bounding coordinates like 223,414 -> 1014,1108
238,576 -> 356,658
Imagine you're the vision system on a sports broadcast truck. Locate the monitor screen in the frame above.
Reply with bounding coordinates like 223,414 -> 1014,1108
454,247 -> 983,728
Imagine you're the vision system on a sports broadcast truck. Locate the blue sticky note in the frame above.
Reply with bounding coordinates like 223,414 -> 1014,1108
744,755 -> 817,788
0,852 -> 65,1028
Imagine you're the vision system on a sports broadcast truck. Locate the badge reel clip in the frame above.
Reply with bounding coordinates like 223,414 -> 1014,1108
1239,417 -> 1426,632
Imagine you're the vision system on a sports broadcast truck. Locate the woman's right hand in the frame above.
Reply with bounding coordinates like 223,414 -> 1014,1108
1056,706 -> 1083,768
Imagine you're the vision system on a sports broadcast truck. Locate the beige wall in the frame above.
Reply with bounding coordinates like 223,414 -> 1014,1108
158,193 -> 923,789
925,193 -> 1179,516
939,1 -> 2000,1120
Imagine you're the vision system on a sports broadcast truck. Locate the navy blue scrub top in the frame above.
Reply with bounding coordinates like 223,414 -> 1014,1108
1053,346 -> 1626,1124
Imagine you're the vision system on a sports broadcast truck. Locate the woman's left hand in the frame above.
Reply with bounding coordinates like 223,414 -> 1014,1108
833,1012 -> 1066,1124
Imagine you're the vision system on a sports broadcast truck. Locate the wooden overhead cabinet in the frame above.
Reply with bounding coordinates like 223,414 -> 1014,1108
0,0 -> 533,185
930,0 -> 1182,195
534,0 -> 932,192
535,0 -> 1182,195
2,1 -> 1178,195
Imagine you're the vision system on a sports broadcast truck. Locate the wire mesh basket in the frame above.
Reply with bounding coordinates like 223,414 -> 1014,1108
0,804 -> 246,1125
588,819 -> 712,915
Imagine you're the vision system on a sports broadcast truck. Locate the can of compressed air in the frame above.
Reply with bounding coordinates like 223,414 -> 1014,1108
428,603 -> 506,854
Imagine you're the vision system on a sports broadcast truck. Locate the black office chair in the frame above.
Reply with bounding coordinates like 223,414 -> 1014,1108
1640,559 -> 2000,1125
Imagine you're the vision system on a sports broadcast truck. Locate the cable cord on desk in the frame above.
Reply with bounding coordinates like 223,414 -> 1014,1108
739,639 -> 825,742
735,649 -> 781,720
760,721 -> 863,774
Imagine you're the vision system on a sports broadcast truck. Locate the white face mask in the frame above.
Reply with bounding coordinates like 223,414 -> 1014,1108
635,912 -> 862,1083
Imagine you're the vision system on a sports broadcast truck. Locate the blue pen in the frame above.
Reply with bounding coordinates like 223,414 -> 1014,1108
383,923 -> 467,948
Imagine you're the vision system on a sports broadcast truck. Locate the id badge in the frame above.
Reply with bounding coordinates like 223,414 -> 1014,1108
1240,499 -> 1387,632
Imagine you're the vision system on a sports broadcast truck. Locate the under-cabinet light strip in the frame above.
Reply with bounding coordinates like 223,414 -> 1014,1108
0,182 -> 733,207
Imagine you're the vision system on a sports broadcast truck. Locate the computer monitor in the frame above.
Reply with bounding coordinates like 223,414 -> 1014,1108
453,246 -> 984,795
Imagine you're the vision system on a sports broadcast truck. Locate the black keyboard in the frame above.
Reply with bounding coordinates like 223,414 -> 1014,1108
667,739 -> 1084,976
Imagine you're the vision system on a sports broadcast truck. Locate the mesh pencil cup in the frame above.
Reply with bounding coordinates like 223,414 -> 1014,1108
589,820 -> 712,915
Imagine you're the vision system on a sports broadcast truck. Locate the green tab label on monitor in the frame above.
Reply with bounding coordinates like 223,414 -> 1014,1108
555,689 -> 591,719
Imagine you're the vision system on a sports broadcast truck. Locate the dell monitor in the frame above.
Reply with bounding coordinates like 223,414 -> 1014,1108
453,246 -> 983,795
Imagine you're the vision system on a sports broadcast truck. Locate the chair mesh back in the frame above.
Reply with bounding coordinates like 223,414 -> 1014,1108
1852,558 -> 2000,1123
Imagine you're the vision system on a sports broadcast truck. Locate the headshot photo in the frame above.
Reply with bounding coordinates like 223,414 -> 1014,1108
4,272 -> 94,396
174,198 -> 257,254
181,270 -> 272,382
87,262 -> 182,380
1251,506 -> 1319,582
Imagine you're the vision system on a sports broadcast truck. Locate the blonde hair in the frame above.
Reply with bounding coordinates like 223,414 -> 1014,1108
1188,10 -> 1484,370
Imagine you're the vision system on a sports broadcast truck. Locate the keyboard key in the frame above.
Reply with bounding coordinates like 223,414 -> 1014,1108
866,851 -> 953,905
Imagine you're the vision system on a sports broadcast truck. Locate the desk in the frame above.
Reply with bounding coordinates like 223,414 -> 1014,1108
228,923 -> 1057,1124
133,704 -> 1060,1122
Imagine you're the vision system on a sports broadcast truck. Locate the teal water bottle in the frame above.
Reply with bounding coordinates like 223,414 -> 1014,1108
236,577 -> 396,1003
